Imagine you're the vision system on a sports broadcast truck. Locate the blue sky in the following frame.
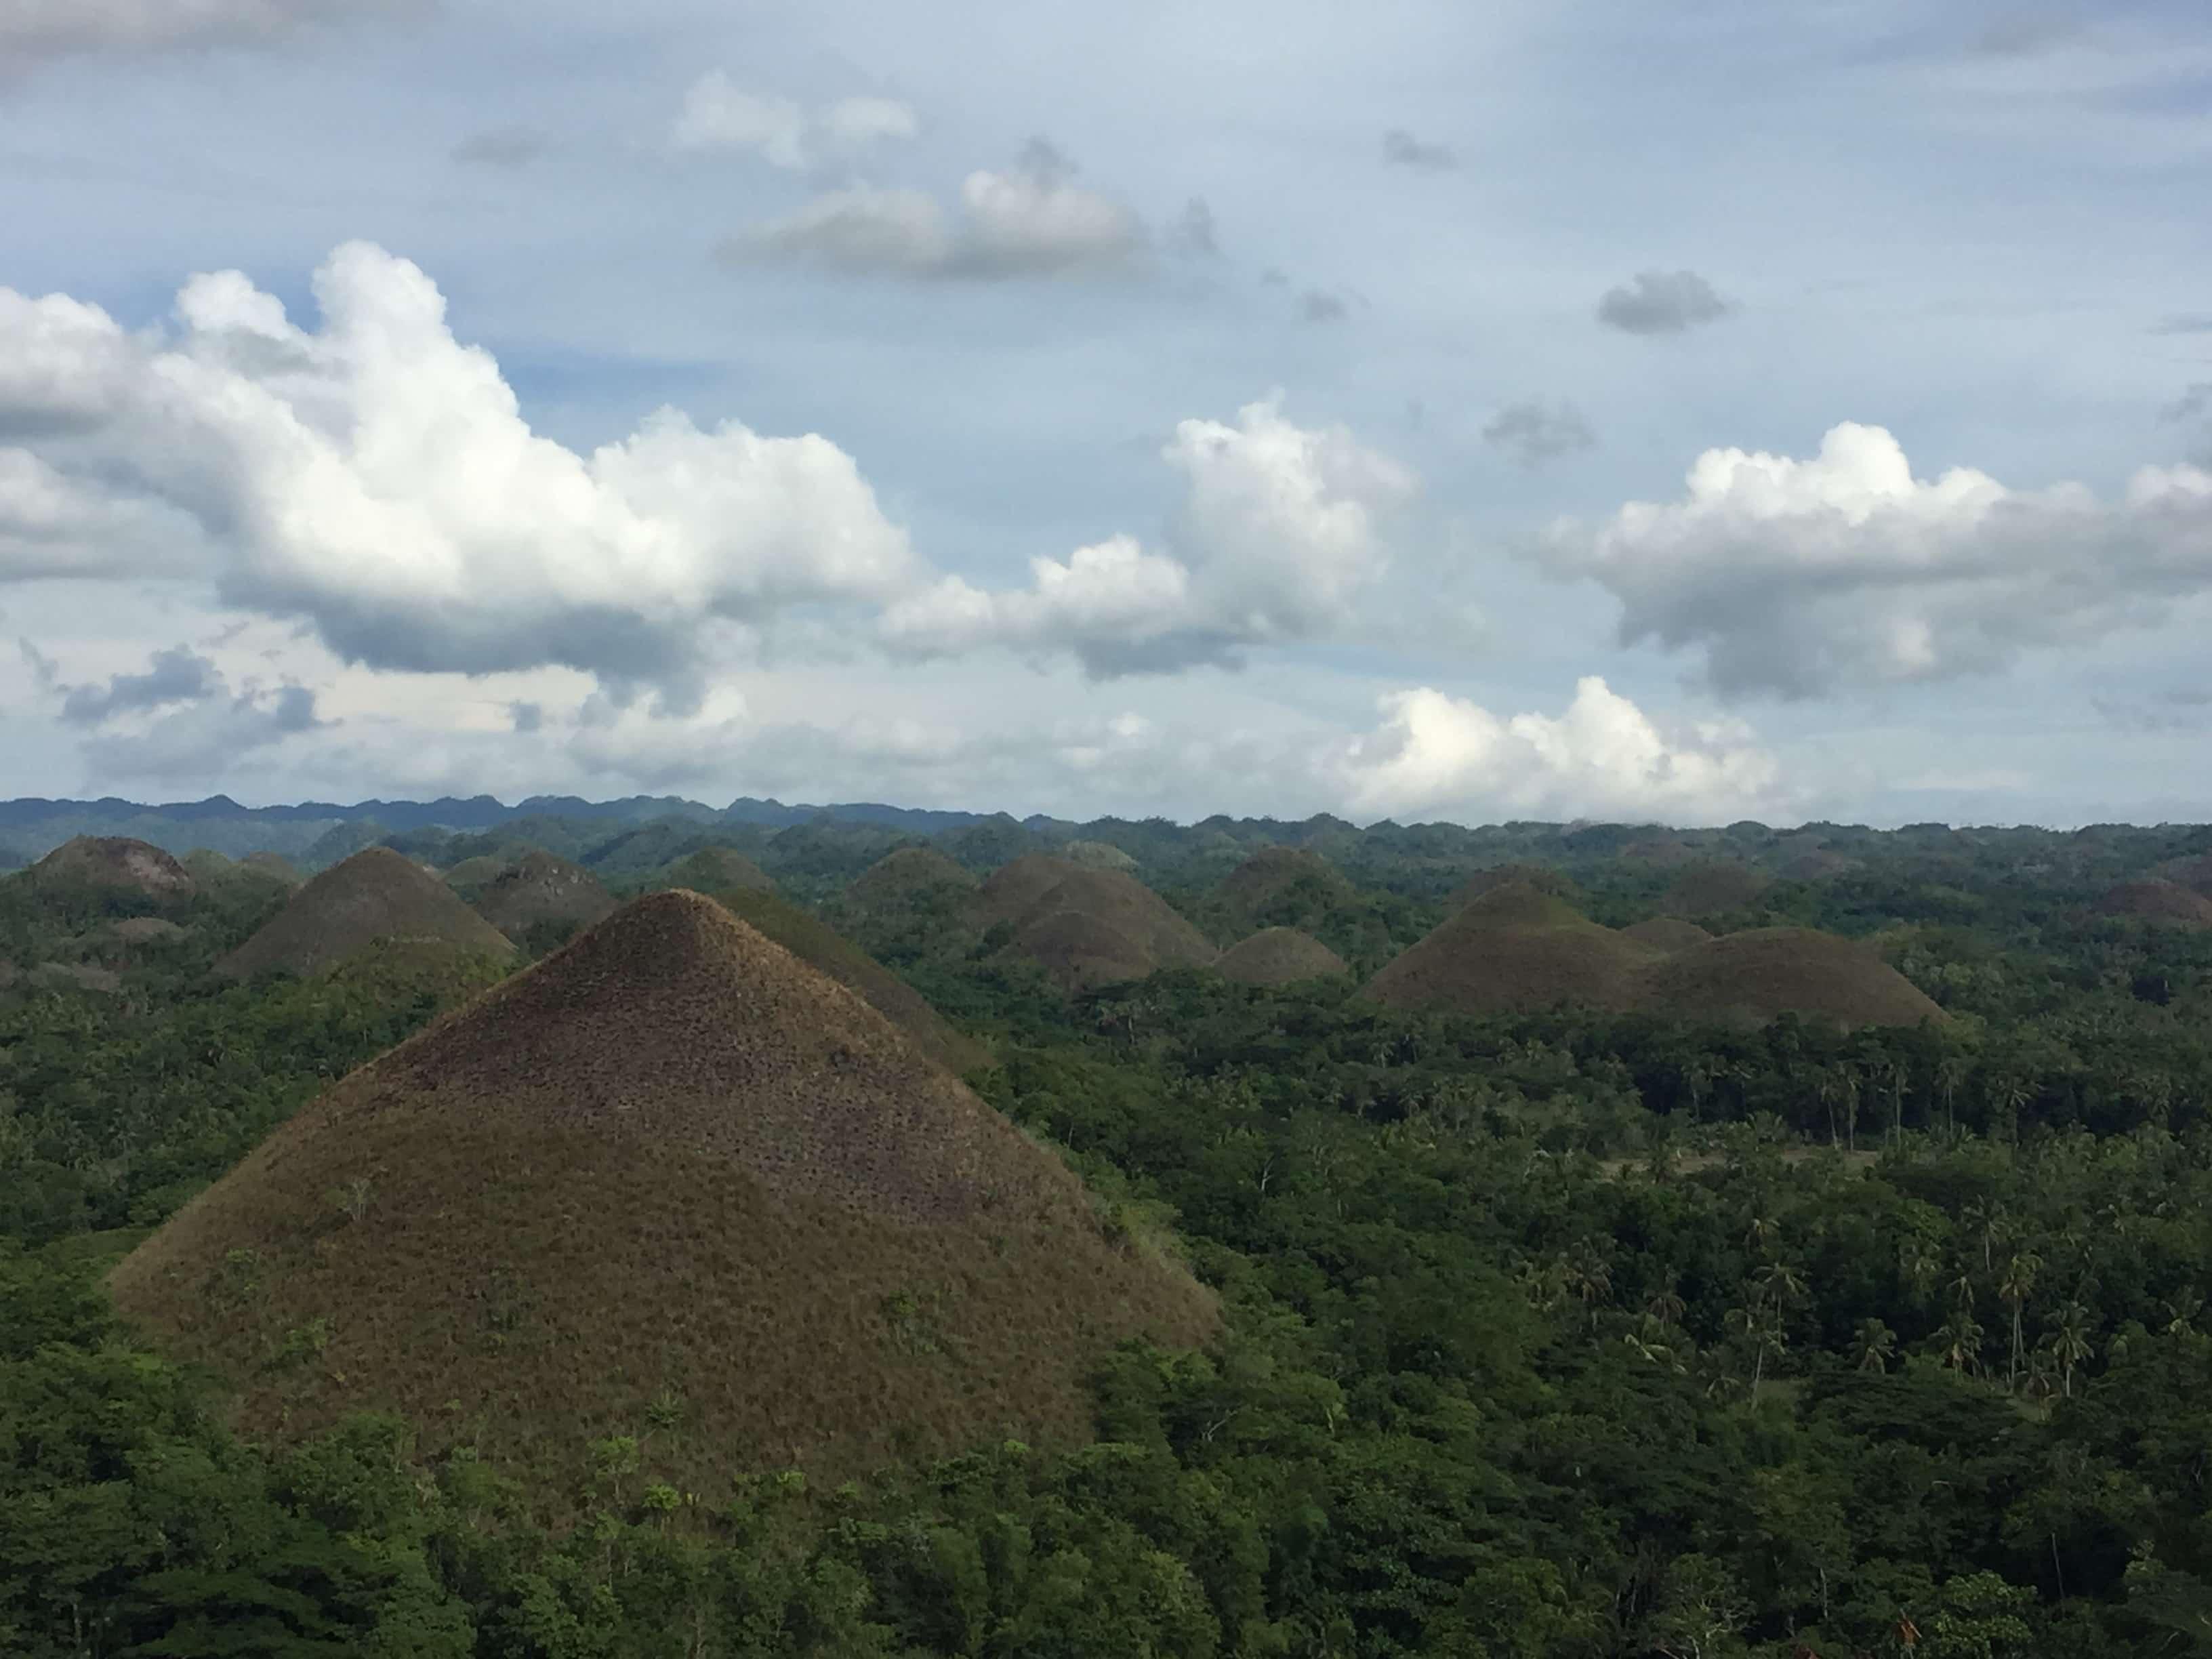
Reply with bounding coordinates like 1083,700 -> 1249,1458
1,0 -> 2208,824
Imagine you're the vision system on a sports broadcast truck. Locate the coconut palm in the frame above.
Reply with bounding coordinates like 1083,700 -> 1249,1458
1935,1309 -> 1984,1376
2050,1300 -> 2095,1399
1998,1250 -> 2041,1389
1852,1317 -> 1898,1374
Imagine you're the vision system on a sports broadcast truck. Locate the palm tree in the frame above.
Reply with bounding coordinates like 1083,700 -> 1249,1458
1643,1273 -> 1687,1328
1899,1236 -> 1942,1307
2162,1292 -> 2203,1338
1935,1054 -> 1972,1137
1852,1318 -> 1898,1374
2049,1301 -> 2094,1399
1999,1250 -> 2041,1389
1935,1309 -> 1984,1376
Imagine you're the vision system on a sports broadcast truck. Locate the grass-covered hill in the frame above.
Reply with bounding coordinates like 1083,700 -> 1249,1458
845,845 -> 977,907
972,857 -> 1220,991
1215,926 -> 1349,986
470,850 -> 618,945
216,848 -> 517,980
110,891 -> 1214,1500
30,836 -> 197,903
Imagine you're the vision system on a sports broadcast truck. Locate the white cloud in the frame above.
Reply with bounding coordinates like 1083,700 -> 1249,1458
1540,421 -> 2212,699
1334,676 -> 1783,822
0,243 -> 920,689
882,397 -> 1414,674
0,0 -> 418,66
669,73 -> 917,168
720,138 -> 1147,280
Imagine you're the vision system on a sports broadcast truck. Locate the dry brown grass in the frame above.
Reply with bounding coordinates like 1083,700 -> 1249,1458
216,848 -> 518,980
1637,928 -> 1947,1029
1620,917 -> 1713,953
1368,882 -> 1660,1015
111,891 -> 1214,1507
2095,880 -> 2212,928
1216,928 -> 1348,985
1217,848 -> 1351,914
2154,855 -> 2212,898
975,859 -> 1218,991
1368,885 -> 1944,1030
1660,861 -> 1773,917
1061,840 -> 1138,872
705,885 -> 989,1075
472,851 -> 617,942
31,836 -> 195,902
1448,863 -> 1578,909
661,848 -> 774,893
846,846 -> 977,906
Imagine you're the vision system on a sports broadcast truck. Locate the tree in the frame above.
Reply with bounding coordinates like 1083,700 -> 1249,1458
1853,1318 -> 1898,1374
1997,1250 -> 2041,1389
2049,1301 -> 2094,1399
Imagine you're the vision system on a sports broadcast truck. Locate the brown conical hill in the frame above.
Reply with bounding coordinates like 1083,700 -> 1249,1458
1366,882 -> 1660,1015
2095,880 -> 2212,928
662,846 -> 774,893
708,885 -> 987,1074
1013,909 -> 1159,994
1218,847 -> 1352,914
1448,863 -> 1576,909
1635,928 -> 1945,1029
472,851 -> 617,943
1217,928 -> 1349,986
847,846 -> 977,906
216,848 -> 516,980
112,891 -> 1214,1496
182,848 -> 235,883
440,853 -> 514,893
1622,917 -> 1714,953
970,855 -> 1087,928
2154,855 -> 2212,898
1660,860 -> 1771,917
1061,839 -> 1139,872
31,836 -> 194,902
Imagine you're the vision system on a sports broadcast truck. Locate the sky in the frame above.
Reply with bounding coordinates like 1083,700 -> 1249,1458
1,0 -> 2209,827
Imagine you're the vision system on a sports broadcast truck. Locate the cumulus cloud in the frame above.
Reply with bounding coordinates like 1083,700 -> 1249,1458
81,682 -> 321,783
60,644 -> 224,724
1597,269 -> 1734,335
1333,676 -> 1780,821
1540,421 -> 2212,699
1483,399 -> 1597,468
451,126 -> 548,167
1381,129 -> 1456,169
882,396 -> 1415,675
0,0 -> 419,66
718,138 -> 1147,279
0,243 -> 920,690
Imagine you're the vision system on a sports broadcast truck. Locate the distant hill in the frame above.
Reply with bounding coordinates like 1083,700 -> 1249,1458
1368,882 -> 1658,1016
846,846 -> 977,907
1217,928 -> 1348,986
2095,880 -> 2212,928
661,847 -> 774,894
1448,863 -> 1576,909
1218,847 -> 1352,916
472,851 -> 618,943
111,892 -> 1214,1495
975,858 -> 1218,991
1660,861 -> 1774,917
1639,928 -> 1946,1029
28,836 -> 196,903
216,848 -> 516,979
1622,917 -> 1714,953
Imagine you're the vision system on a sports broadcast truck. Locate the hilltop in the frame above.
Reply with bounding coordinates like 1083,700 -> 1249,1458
29,836 -> 195,902
1622,917 -> 1714,953
706,884 -> 988,1075
216,848 -> 517,979
2095,879 -> 2212,928
847,846 -> 977,906
471,850 -> 617,943
1368,882 -> 1658,1015
111,891 -> 1213,1497
1660,860 -> 1772,917
1218,846 -> 1352,916
1448,863 -> 1576,909
1216,927 -> 1349,986
661,846 -> 774,893
974,857 -> 1218,991
1368,885 -> 1944,1029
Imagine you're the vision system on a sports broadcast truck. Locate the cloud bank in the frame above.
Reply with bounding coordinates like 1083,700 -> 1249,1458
0,0 -> 419,66
1542,422 -> 2212,698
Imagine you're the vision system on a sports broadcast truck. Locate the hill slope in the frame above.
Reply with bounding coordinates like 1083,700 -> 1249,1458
1622,917 -> 1715,953
1218,847 -> 1351,916
216,848 -> 517,979
472,851 -> 618,942
1636,928 -> 1946,1029
661,846 -> 774,893
975,858 -> 1218,990
706,885 -> 988,1074
2095,880 -> 2212,928
847,846 -> 977,906
112,892 -> 1213,1496
30,836 -> 195,902
1217,928 -> 1349,985
1368,882 -> 1659,1015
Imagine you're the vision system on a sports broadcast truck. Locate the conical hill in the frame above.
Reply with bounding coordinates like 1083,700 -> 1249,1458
2095,880 -> 2212,928
30,836 -> 194,902
1367,882 -> 1658,1015
707,885 -> 988,1074
975,857 -> 1218,991
1660,860 -> 1771,917
1218,847 -> 1351,916
1217,928 -> 1349,986
215,848 -> 516,979
662,846 -> 773,893
472,851 -> 618,943
1622,917 -> 1714,953
847,846 -> 977,906
1639,928 -> 1946,1028
112,892 -> 1214,1496
1448,863 -> 1576,909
